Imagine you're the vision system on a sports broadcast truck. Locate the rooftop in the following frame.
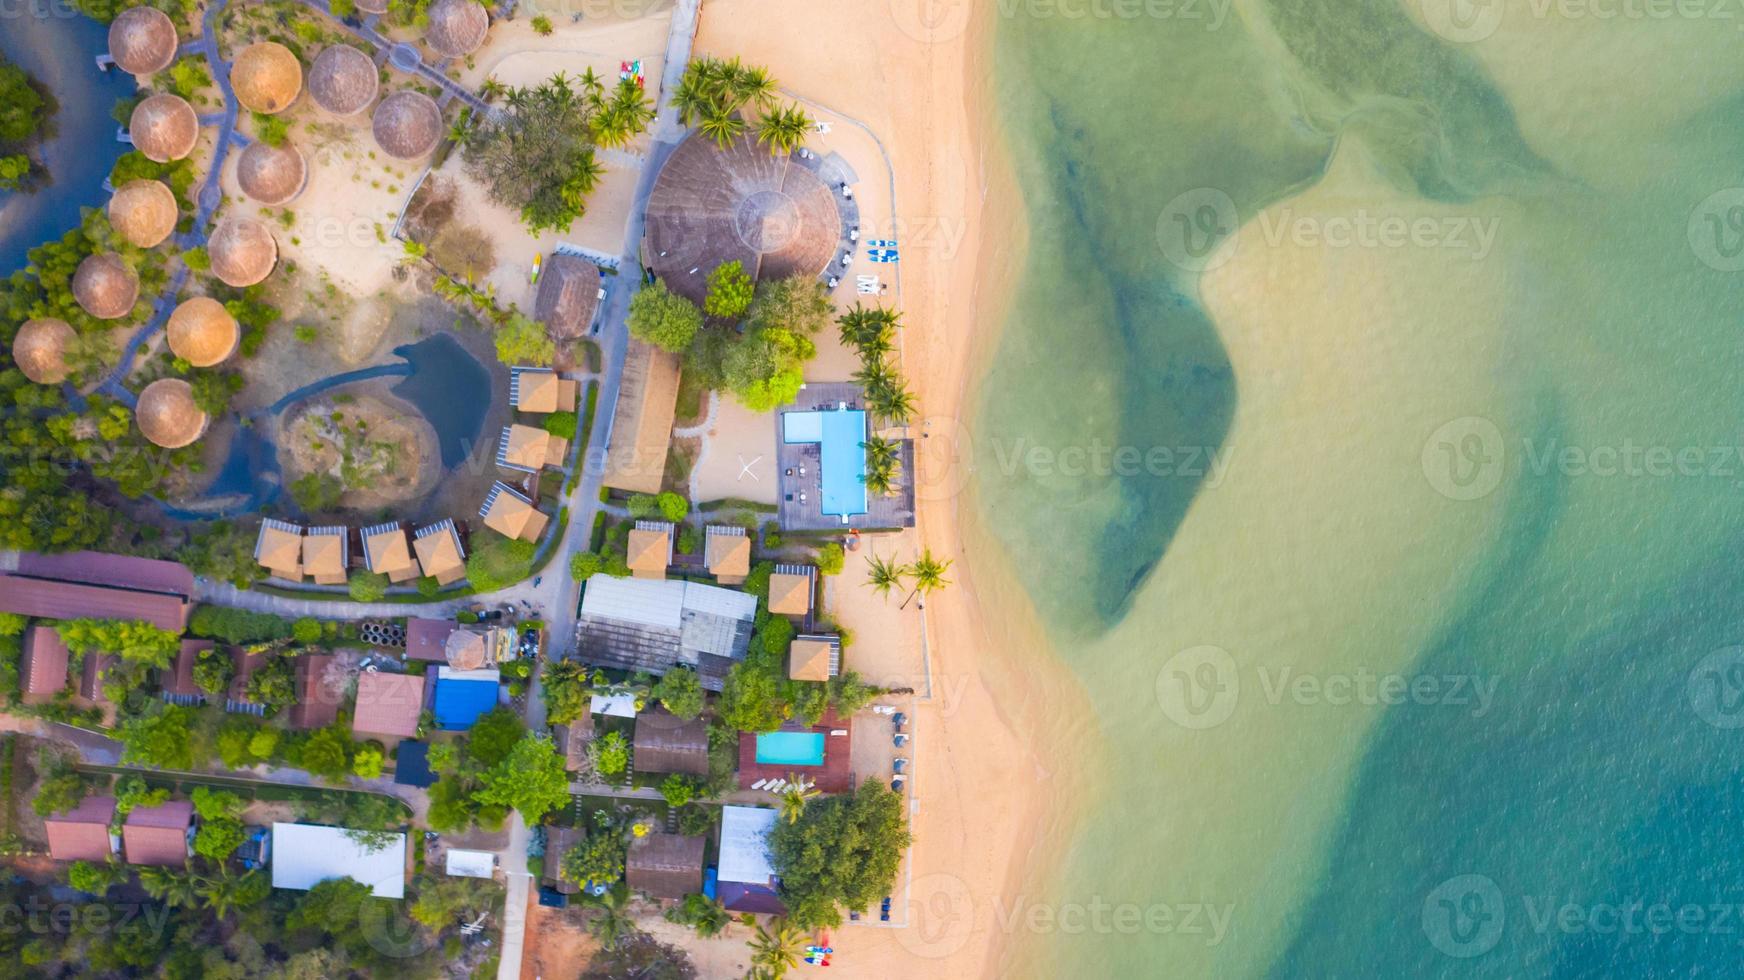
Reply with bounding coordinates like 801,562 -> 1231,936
137,378 -> 208,448
122,800 -> 193,866
302,526 -> 348,585
13,318 -> 75,384
372,90 -> 442,160
405,617 -> 459,662
533,253 -> 602,339
767,567 -> 813,618
480,482 -> 548,542
353,671 -> 426,739
718,805 -> 779,885
108,6 -> 179,77
231,42 -> 303,115
627,522 -> 674,579
108,179 -> 178,249
362,522 -> 420,583
509,367 -> 578,414
46,795 -> 118,863
166,296 -> 240,367
626,833 -> 706,899
129,93 -> 198,163
576,577 -> 757,690
601,340 -> 679,495
413,520 -> 467,585
271,822 -> 407,898
0,574 -> 189,632
20,626 -> 69,702
73,252 -> 139,321
308,44 -> 379,116
632,709 -> 710,776
256,519 -> 304,580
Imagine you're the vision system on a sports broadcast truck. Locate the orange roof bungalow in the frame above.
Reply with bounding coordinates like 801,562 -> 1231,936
122,799 -> 193,866
788,635 -> 841,682
497,424 -> 568,473
767,564 -> 814,618
362,522 -> 421,583
601,340 -> 679,495
289,654 -> 344,730
627,522 -> 674,580
46,796 -> 118,862
353,671 -> 426,744
303,526 -> 349,586
255,519 -> 304,580
413,520 -> 467,586
480,482 -> 548,542
19,626 -> 70,705
704,526 -> 751,585
509,367 -> 578,414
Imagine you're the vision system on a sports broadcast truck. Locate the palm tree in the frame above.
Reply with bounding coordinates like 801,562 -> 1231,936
865,551 -> 910,600
902,548 -> 954,609
852,357 -> 893,394
561,150 -> 606,207
479,76 -> 506,102
691,897 -> 731,938
748,918 -> 809,978
778,776 -> 819,824
737,65 -> 779,108
862,435 -> 900,471
863,454 -> 900,498
578,66 -> 605,104
138,865 -> 199,910
869,380 -> 917,426
755,104 -> 810,155
698,105 -> 746,149
584,886 -> 641,949
196,867 -> 267,919
672,74 -> 710,127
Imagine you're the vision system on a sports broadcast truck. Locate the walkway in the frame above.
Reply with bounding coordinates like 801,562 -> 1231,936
294,0 -> 496,120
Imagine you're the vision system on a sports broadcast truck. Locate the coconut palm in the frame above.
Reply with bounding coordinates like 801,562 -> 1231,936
698,105 -> 746,149
756,104 -> 811,156
778,776 -> 819,824
863,452 -> 901,498
594,79 -> 655,148
902,548 -> 953,609
479,76 -> 506,102
559,150 -> 606,211
138,865 -> 199,910
748,918 -> 809,977
865,551 -> 910,600
836,304 -> 886,351
736,65 -> 779,108
862,435 -> 900,471
869,379 -> 917,426
852,357 -> 893,394
672,74 -> 711,127
583,885 -> 641,949
446,107 -> 474,146
578,66 -> 606,105
196,866 -> 268,919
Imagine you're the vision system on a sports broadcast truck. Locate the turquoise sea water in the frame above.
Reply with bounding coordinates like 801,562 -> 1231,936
975,2 -> 1744,977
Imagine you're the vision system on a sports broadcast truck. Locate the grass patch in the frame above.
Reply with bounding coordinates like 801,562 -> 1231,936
698,498 -> 779,514
674,370 -> 706,425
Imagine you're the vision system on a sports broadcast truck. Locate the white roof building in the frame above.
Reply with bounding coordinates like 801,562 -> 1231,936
444,848 -> 496,879
270,822 -> 407,899
718,805 -> 780,885
591,692 -> 638,718
576,577 -> 758,690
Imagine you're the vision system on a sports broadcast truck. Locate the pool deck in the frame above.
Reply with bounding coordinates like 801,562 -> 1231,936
736,710 -> 855,794
776,383 -> 917,531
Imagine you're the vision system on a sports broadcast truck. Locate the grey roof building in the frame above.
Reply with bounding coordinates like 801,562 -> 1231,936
575,577 -> 757,690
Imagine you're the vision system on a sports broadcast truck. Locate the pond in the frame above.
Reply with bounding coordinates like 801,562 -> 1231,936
0,9 -> 135,273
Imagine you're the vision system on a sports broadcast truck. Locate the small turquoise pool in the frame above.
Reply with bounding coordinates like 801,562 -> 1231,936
782,407 -> 869,518
756,731 -> 826,767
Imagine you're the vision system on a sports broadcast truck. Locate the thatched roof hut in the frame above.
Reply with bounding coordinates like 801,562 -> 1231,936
231,42 -> 303,114
235,140 -> 306,205
166,297 -> 239,367
108,7 -> 179,78
72,253 -> 139,321
424,0 -> 489,58
107,179 -> 179,249
136,378 -> 208,449
643,131 -> 844,305
308,44 -> 379,117
371,90 -> 442,160
13,318 -> 76,385
129,94 -> 199,163
207,217 -> 278,288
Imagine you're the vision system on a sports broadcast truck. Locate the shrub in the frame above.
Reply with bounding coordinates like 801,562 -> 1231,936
816,542 -> 845,576
417,576 -> 442,598
349,571 -> 390,603
656,491 -> 688,523
292,618 -> 323,644
660,774 -> 696,808
593,730 -> 628,776
531,13 -> 552,33
542,411 -> 578,439
570,551 -> 602,580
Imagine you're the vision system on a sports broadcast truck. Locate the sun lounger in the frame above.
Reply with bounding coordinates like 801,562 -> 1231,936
751,779 -> 767,790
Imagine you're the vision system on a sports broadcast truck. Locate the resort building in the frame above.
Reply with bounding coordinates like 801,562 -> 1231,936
308,44 -> 379,117
641,131 -> 853,306
480,482 -> 549,542
352,671 -> 427,744
271,823 -> 407,899
235,140 -> 307,206
406,617 -> 460,663
128,94 -> 198,163
289,654 -> 344,730
108,6 -> 179,78
136,378 -> 209,449
767,565 -> 814,619
627,521 -> 675,580
121,800 -> 194,866
544,826 -> 582,895
231,42 -> 303,115
255,519 -> 305,580
208,216 -> 279,288
45,797 -> 119,863
19,626 -> 69,705
510,367 -> 579,414
362,522 -> 421,583
601,340 -> 679,495
534,252 -> 603,339
159,639 -> 212,707
445,849 -> 495,880
107,179 -> 178,249
575,576 -> 758,690
394,741 -> 436,788
553,717 -> 593,772
0,551 -> 193,631
13,318 -> 76,384
413,520 -> 467,586
372,90 -> 442,160
704,526 -> 751,585
777,382 -> 917,530
497,424 -> 568,473
166,297 -> 240,367
73,253 -> 139,320
78,651 -> 118,723
302,526 -> 349,586
432,667 -> 500,730
424,0 -> 490,58
626,833 -> 706,900
717,806 -> 786,915
444,625 -> 512,671
226,648 -> 268,715
632,709 -> 710,777
788,634 -> 842,682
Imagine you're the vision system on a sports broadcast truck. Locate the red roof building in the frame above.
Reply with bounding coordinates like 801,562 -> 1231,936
288,654 -> 345,730
45,796 -> 117,862
353,672 -> 426,740
405,618 -> 459,662
19,626 -> 70,704
122,799 -> 193,865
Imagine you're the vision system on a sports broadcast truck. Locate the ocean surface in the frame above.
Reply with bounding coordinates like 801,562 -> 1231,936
973,3 -> 1744,977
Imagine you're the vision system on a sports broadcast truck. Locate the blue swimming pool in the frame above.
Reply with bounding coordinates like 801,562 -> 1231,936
782,408 -> 868,517
756,731 -> 826,767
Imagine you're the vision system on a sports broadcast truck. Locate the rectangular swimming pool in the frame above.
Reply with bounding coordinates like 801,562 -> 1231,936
782,408 -> 868,518
755,731 -> 826,767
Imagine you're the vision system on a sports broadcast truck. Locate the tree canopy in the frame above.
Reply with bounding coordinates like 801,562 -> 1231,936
768,781 -> 912,929
472,732 -> 570,823
627,279 -> 703,353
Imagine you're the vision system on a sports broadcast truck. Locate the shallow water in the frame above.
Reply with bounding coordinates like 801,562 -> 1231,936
976,2 -> 1744,976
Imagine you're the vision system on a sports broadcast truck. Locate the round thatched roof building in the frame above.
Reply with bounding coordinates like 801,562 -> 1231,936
444,629 -> 488,671
107,179 -> 179,249
642,131 -> 845,305
136,378 -> 208,449
73,253 -> 140,321
13,318 -> 76,385
129,94 -> 199,163
371,91 -> 441,160
425,0 -> 489,58
235,140 -> 306,205
207,217 -> 278,287
231,42 -> 303,115
108,6 -> 179,77
166,297 -> 239,367
308,44 -> 379,116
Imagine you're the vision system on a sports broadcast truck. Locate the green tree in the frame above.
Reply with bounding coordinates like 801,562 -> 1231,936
659,774 -> 697,808
56,618 -> 179,668
0,60 -> 46,143
815,542 -> 844,576
292,618 -> 323,644
561,834 -> 627,888
626,279 -> 703,353
296,723 -> 353,784
541,659 -> 591,725
703,260 -> 754,320
768,781 -> 912,928
473,733 -> 569,822
748,918 -> 809,978
530,13 -> 553,33
118,706 -> 197,769
652,667 -> 704,720
194,818 -> 246,862
353,744 -> 385,779
348,571 -> 389,603
593,729 -> 629,776
755,104 -> 812,156
778,778 -> 819,824
903,547 -> 953,609
656,491 -> 689,522
463,73 -> 615,233
582,885 -> 641,949
570,550 -> 604,580
67,859 -> 126,895
493,313 -> 557,366
468,706 -> 526,766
